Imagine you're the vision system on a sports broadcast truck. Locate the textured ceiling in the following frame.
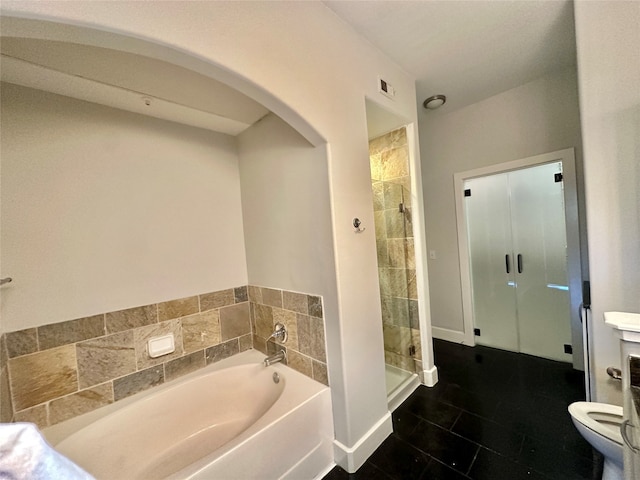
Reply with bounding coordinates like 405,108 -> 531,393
324,0 -> 577,113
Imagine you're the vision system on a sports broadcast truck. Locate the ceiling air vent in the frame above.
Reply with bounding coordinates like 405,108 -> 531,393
378,77 -> 395,100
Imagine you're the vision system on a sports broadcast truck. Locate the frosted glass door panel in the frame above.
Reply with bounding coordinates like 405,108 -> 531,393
508,163 -> 572,362
465,174 -> 518,351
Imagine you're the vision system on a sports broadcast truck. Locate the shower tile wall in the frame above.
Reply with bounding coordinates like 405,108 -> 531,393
1,286 -> 327,428
370,127 -> 421,374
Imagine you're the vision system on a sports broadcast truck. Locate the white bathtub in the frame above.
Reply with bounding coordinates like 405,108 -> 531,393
43,350 -> 334,479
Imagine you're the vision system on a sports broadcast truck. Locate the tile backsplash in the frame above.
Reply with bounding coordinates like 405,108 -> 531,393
249,286 -> 328,386
0,285 -> 327,428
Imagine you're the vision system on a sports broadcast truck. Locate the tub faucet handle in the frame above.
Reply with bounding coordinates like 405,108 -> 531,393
268,323 -> 287,343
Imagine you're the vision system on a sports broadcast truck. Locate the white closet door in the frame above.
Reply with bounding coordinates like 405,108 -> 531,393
509,162 -> 572,361
465,174 -> 518,352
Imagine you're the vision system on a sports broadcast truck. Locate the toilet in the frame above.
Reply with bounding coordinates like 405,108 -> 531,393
568,401 -> 624,480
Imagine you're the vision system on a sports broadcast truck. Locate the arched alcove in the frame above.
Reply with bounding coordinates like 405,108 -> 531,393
0,15 -> 326,146
0,14 -> 336,440
1,13 -> 336,329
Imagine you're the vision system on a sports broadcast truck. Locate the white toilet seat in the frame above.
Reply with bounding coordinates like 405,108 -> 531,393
568,401 -> 624,446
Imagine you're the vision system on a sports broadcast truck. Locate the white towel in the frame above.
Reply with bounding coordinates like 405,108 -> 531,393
0,423 -> 94,480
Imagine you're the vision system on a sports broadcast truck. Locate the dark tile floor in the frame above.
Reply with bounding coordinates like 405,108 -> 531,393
324,339 -> 603,480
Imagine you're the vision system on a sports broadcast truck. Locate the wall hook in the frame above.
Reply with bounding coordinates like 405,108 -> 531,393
0,277 -> 12,286
353,218 -> 365,233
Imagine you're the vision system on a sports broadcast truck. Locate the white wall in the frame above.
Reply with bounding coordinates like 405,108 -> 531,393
0,2 -> 429,470
237,112 -> 345,432
574,0 -> 640,405
237,114 -> 336,299
420,67 -> 584,336
0,83 -> 247,331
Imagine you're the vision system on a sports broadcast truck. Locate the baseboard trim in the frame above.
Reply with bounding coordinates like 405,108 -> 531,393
333,412 -> 393,473
422,364 -> 439,387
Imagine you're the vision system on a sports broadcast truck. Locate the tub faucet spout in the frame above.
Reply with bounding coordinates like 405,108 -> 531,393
264,349 -> 287,367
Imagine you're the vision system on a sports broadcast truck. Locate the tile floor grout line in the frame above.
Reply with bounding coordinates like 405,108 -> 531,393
449,407 -> 463,432
464,444 -> 481,478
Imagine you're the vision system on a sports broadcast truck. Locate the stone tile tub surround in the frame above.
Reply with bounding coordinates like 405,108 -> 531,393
2,285 -> 328,429
249,286 -> 328,386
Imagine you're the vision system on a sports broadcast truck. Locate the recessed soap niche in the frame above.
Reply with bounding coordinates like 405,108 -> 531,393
148,333 -> 176,358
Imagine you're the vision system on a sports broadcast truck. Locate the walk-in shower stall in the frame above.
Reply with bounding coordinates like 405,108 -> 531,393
369,127 -> 422,398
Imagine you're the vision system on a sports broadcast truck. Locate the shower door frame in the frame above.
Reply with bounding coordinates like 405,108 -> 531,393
454,148 -> 585,371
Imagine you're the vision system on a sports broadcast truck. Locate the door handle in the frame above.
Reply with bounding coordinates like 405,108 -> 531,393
517,254 -> 523,274
505,254 -> 511,274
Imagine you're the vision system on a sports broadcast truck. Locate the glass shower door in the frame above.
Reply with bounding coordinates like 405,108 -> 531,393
379,180 -> 417,372
369,126 -> 420,396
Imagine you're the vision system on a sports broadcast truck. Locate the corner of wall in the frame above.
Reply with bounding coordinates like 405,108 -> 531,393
333,411 -> 392,473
